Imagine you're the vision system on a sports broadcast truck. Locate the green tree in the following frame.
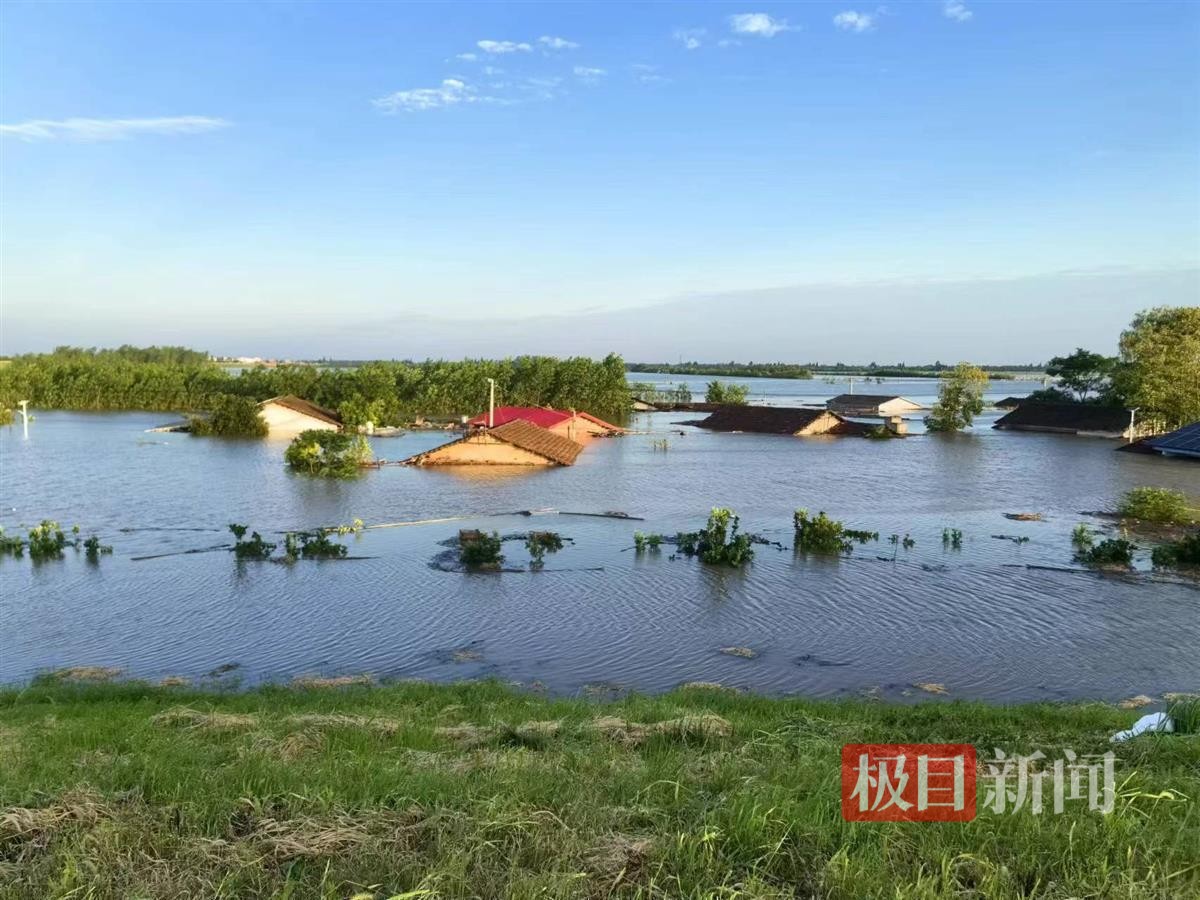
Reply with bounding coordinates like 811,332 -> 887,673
925,363 -> 989,432
189,395 -> 268,438
1110,306 -> 1200,431
705,381 -> 749,405
284,430 -> 372,477
1045,348 -> 1116,401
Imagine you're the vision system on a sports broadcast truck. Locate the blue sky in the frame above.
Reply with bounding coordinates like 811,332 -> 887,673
1,1 -> 1197,360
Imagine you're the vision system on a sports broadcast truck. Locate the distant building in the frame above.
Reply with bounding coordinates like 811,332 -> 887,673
1143,422 -> 1200,460
827,394 -> 923,417
466,406 -> 624,440
691,406 -> 871,436
992,402 -> 1139,439
405,419 -> 584,467
258,395 -> 342,435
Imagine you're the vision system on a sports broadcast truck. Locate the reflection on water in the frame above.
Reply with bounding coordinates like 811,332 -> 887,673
2,382 -> 1198,702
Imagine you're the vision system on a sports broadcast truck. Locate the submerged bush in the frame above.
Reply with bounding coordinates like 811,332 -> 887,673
28,520 -> 68,561
1076,538 -> 1136,569
942,528 -> 964,549
284,430 -> 372,478
0,527 -> 24,557
634,532 -> 664,553
0,407 -> 12,426
1118,487 -> 1195,525
525,531 -> 564,570
1071,524 -> 1095,548
83,535 -> 113,561
1151,531 -> 1200,570
704,381 -> 749,405
283,530 -> 349,561
676,508 -> 755,568
793,510 -> 877,556
229,524 -> 275,560
460,531 -> 504,570
189,395 -> 268,438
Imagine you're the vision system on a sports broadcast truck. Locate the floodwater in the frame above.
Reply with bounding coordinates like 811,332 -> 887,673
2,375 -> 1197,702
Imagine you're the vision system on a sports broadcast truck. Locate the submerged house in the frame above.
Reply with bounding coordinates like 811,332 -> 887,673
827,394 -> 923,417
405,419 -> 584,467
992,402 -> 1138,439
691,406 -> 871,436
466,406 -> 623,440
257,395 -> 342,435
1142,422 -> 1200,460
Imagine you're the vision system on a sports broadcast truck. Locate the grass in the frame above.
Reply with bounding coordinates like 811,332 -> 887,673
0,679 -> 1198,899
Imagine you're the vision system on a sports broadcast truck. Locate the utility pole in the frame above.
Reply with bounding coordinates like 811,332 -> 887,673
1128,407 -> 1139,442
18,400 -> 29,439
486,378 -> 496,428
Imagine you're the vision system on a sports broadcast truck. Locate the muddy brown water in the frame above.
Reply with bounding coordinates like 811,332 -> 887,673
2,376 -> 1198,701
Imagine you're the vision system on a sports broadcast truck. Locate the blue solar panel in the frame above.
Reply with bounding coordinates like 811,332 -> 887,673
1148,422 -> 1200,455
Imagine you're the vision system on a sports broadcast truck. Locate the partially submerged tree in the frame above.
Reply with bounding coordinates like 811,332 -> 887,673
924,363 -> 989,432
189,395 -> 268,438
1109,306 -> 1200,431
284,430 -> 372,477
1045,348 -> 1116,402
705,381 -> 749,405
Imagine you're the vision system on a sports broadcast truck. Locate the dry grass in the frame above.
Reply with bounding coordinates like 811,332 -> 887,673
592,714 -> 732,746
152,707 -> 258,731
0,789 -> 109,844
291,674 -> 374,689
49,666 -> 122,683
158,675 -> 190,687
285,713 -> 401,735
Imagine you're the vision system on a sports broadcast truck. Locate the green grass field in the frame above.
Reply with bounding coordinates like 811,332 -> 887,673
1,677 -> 1197,899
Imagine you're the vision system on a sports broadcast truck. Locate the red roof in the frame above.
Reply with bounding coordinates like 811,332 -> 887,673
467,406 -> 573,429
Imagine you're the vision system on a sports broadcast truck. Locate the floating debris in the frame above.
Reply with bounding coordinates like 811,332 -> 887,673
720,646 -> 758,659
913,682 -> 950,696
795,654 -> 851,668
1118,694 -> 1156,710
1004,513 -> 1045,521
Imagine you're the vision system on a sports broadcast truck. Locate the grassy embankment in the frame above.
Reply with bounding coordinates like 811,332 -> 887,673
1,677 -> 1197,899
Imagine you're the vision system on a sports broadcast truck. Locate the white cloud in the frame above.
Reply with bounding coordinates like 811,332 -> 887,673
455,52 -> 478,61
633,64 -> 670,85
573,66 -> 606,77
477,39 -> 532,54
833,10 -> 876,32
538,35 -> 579,50
729,13 -> 791,37
0,115 -> 230,142
673,27 -> 706,50
373,79 -> 476,112
943,0 -> 972,22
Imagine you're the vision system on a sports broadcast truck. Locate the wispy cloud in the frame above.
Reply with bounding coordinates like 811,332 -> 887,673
729,13 -> 792,38
477,39 -> 532,54
943,0 -> 973,22
455,52 -> 478,61
673,27 -> 706,50
833,10 -> 877,32
538,35 -> 579,50
373,79 -> 476,112
0,116 -> 230,142
632,63 -> 669,85
573,65 -> 607,84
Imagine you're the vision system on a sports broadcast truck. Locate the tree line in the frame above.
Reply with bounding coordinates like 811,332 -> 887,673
0,350 -> 632,426
925,306 -> 1200,433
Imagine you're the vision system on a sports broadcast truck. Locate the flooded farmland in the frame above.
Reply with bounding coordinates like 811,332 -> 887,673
2,376 -> 1197,702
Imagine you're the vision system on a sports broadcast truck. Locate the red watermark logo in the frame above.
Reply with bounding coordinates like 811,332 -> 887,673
841,743 -> 977,822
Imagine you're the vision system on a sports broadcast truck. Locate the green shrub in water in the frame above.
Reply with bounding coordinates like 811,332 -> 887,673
1076,538 -> 1136,569
677,508 -> 755,568
460,531 -> 504,570
284,430 -> 372,478
1151,531 -> 1200,570
525,531 -> 564,570
793,509 -> 872,555
942,528 -> 964,549
28,520 -> 67,561
83,535 -> 113,561
1118,487 -> 1196,525
229,524 -> 276,560
1071,524 -> 1095,547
